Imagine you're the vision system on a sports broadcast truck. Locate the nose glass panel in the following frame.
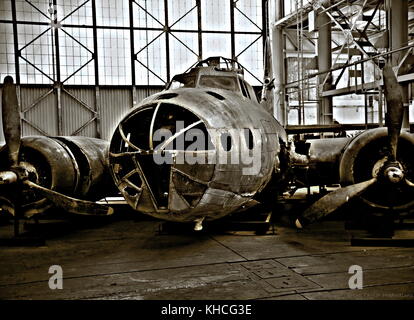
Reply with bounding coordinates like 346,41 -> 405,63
110,103 -> 214,210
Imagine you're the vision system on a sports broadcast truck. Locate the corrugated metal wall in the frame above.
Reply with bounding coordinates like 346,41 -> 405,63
61,88 -> 97,138
99,88 -> 133,141
21,87 -> 59,137
0,86 -> 162,144
99,87 -> 161,140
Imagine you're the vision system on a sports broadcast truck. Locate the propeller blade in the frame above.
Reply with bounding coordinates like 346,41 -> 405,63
295,178 -> 377,228
0,196 -> 15,216
263,36 -> 273,79
1,76 -> 21,167
382,64 -> 404,161
406,179 -> 414,188
24,180 -> 114,216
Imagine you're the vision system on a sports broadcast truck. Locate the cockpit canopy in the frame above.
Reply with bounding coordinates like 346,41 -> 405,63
166,56 -> 258,102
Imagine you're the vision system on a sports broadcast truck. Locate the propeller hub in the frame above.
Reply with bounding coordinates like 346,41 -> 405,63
0,163 -> 36,186
372,158 -> 405,183
19,162 -> 39,183
0,171 -> 18,184
10,165 -> 30,182
384,166 -> 404,183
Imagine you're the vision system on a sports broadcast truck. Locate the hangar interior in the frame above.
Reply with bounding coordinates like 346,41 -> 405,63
1,0 -> 414,300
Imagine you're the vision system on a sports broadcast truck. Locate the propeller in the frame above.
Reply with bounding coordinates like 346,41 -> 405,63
260,36 -> 275,105
2,76 -> 21,167
296,63 -> 413,228
0,76 -> 113,221
383,64 -> 404,162
24,181 -> 113,216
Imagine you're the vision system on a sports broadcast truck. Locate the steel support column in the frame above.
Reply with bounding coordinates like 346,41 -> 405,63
10,0 -> 21,137
11,0 -> 20,85
164,0 -> 171,82
92,0 -> 101,138
129,0 -> 138,108
272,0 -> 286,125
52,0 -> 63,136
317,7 -> 333,125
389,0 -> 409,129
230,0 -> 236,60
196,0 -> 202,60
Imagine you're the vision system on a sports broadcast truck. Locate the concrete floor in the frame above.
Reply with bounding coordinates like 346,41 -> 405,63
0,216 -> 414,300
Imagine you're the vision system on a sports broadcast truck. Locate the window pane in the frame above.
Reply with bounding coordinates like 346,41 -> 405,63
235,34 -> 263,86
18,24 -> 54,84
169,0 -> 197,30
96,0 -> 129,27
169,32 -> 198,77
199,75 -> 238,91
234,0 -> 262,32
135,31 -> 166,85
58,0 -> 93,26
201,0 -> 230,31
0,0 -> 12,20
60,27 -> 95,85
133,0 -> 165,29
97,29 -> 131,85
0,23 -> 15,82
202,33 -> 231,60
16,0 -> 50,23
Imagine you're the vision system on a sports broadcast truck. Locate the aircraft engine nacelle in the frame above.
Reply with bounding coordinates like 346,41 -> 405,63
298,128 -> 414,211
338,127 -> 414,211
109,88 -> 287,223
0,136 -> 113,216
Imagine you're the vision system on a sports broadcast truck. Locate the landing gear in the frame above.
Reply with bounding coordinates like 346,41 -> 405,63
193,217 -> 205,231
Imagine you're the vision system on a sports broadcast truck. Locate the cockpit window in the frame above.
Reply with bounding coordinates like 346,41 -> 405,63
238,79 -> 250,99
244,80 -> 259,103
198,75 -> 238,91
167,75 -> 196,89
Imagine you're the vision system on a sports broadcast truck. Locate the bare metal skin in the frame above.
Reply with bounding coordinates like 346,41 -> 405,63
109,58 -> 414,228
109,57 -> 288,224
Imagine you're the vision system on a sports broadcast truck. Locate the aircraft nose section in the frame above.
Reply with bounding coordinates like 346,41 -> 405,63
109,101 -> 215,217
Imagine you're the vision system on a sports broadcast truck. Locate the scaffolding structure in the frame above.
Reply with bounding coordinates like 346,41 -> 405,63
271,0 -> 414,129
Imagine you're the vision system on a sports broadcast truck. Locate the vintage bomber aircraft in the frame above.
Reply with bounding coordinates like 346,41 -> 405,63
1,56 -> 414,231
108,56 -> 414,230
